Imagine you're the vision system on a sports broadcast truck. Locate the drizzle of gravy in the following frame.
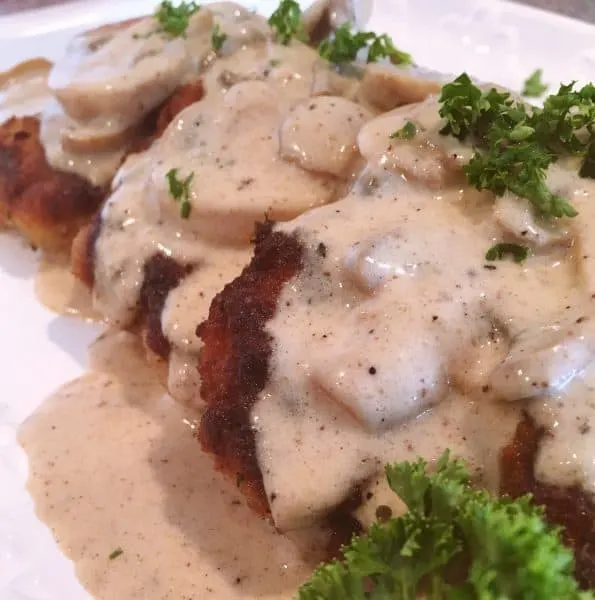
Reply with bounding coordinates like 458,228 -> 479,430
34,255 -> 100,321
19,331 -> 324,599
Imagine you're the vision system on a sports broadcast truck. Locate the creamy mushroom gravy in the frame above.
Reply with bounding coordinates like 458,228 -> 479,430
89,2 -> 435,404
253,96 -> 595,531
20,330 -> 326,599
37,2 -> 275,186
35,0 -> 382,188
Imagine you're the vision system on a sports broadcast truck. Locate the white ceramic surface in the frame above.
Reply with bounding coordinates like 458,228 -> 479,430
0,1 -> 594,598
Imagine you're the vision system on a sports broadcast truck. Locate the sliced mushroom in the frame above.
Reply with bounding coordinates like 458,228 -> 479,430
280,96 -> 372,178
494,192 -> 571,248
60,119 -> 143,154
311,306 -> 449,431
489,314 -> 595,401
357,100 -> 468,187
0,57 -> 52,88
0,58 -> 52,120
358,64 -> 443,112
49,13 -> 210,125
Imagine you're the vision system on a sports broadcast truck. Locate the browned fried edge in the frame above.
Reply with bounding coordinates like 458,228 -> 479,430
501,413 -> 595,589
139,254 -> 193,359
197,222 -> 304,516
0,116 -> 105,252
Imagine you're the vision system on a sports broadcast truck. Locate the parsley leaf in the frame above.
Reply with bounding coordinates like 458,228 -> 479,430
318,23 -> 412,66
390,120 -> 417,140
532,82 -> 595,157
485,242 -> 529,263
154,1 -> 200,37
318,24 -> 373,64
268,0 -> 307,45
166,168 -> 194,218
465,143 -> 577,218
108,547 -> 123,560
523,68 -> 548,97
298,451 -> 591,599
367,33 -> 412,65
211,23 -> 227,52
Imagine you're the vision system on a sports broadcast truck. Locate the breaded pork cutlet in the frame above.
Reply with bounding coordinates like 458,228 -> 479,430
0,116 -> 104,252
196,222 -> 595,588
0,80 -> 204,253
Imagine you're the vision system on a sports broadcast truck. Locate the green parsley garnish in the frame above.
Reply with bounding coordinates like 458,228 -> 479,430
535,81 -> 595,157
268,0 -> 306,45
390,120 -> 417,140
108,547 -> 123,560
465,142 -> 577,217
211,23 -> 227,52
485,242 -> 529,263
438,73 -> 595,217
298,451 -> 591,599
367,33 -> 412,65
166,168 -> 194,218
523,68 -> 548,97
318,23 -> 412,65
154,1 -> 200,38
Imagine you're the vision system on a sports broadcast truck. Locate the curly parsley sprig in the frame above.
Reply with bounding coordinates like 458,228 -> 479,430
298,451 -> 591,599
485,242 -> 529,263
268,0 -> 307,45
523,69 -> 548,97
154,1 -> 200,37
438,73 -> 595,218
318,23 -> 412,65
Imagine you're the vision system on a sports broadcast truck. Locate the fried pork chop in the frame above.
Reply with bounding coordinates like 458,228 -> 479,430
196,222 -> 595,589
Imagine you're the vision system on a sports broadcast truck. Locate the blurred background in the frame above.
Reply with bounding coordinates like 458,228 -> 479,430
0,0 -> 594,21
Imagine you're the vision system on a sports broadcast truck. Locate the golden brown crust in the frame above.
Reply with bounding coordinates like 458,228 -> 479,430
139,254 -> 193,359
0,116 -> 105,251
500,414 -> 595,589
197,223 -> 304,516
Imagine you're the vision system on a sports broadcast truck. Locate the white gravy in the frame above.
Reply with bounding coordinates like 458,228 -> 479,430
253,97 -> 595,531
89,2 -> 408,405
34,254 -> 101,320
19,331 -> 325,599
37,2 -> 270,186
